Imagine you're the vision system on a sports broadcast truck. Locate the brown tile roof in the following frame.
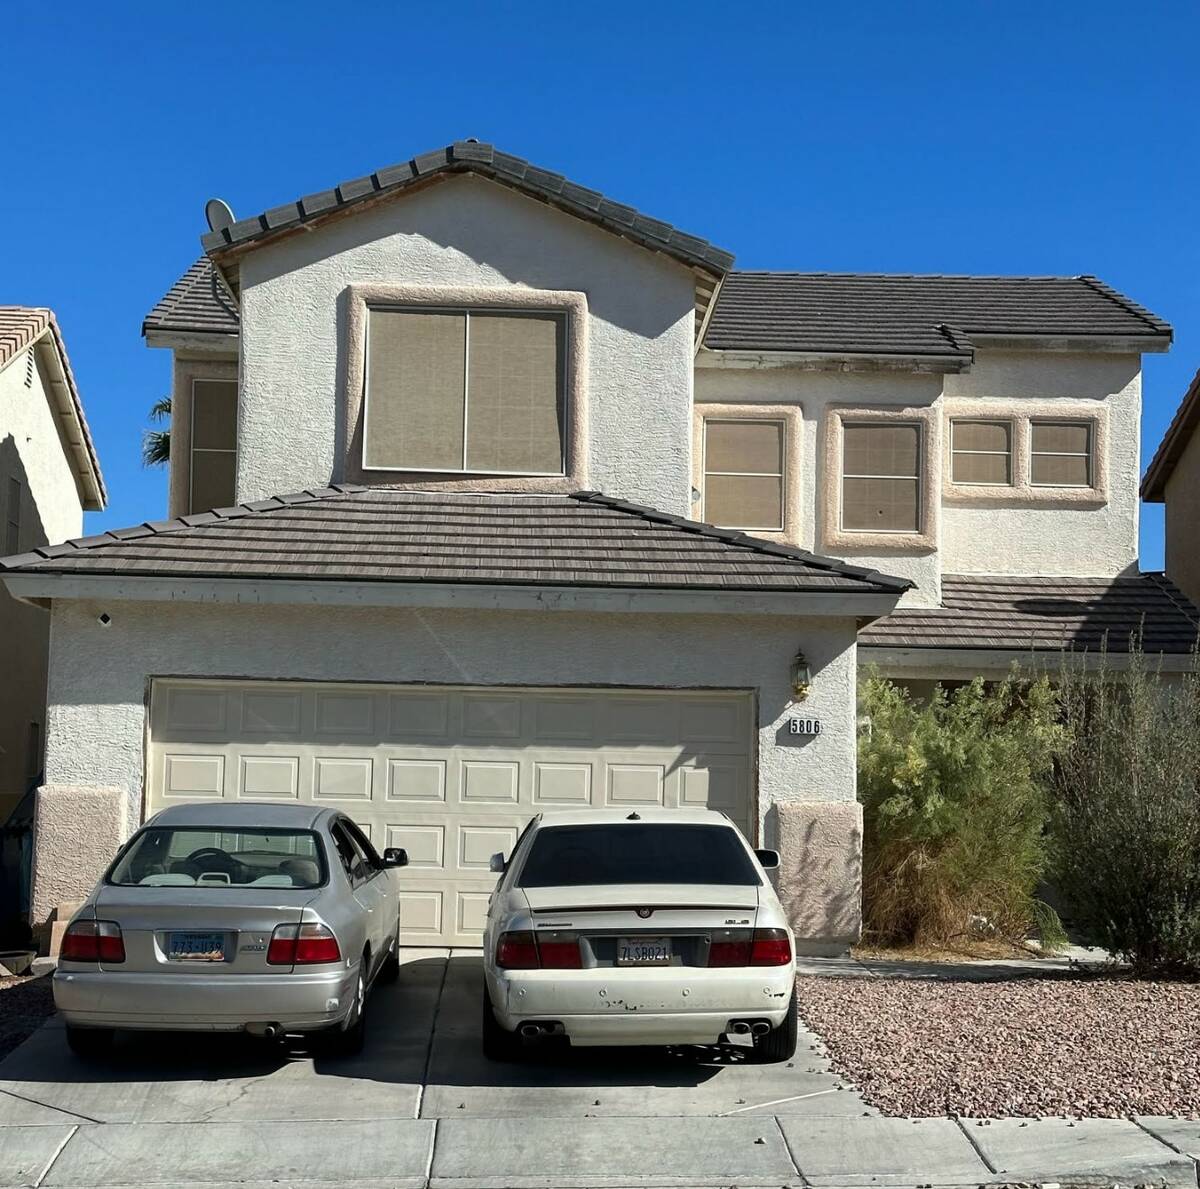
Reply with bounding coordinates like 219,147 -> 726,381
859,573 -> 1199,655
1141,365 -> 1200,502
200,140 -> 735,276
142,258 -> 239,338
0,488 -> 910,595
0,307 -> 106,509
704,272 -> 1172,357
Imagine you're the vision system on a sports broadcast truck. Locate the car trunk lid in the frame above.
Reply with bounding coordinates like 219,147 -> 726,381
92,885 -> 317,974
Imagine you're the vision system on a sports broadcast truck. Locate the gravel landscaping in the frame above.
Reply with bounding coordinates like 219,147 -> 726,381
0,974 -> 53,1062
796,974 -> 1200,1119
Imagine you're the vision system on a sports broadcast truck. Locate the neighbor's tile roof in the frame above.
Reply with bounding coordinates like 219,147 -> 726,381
142,258 -> 239,338
0,489 -> 909,595
859,574 -> 1199,654
200,140 -> 735,276
0,307 -> 106,509
1141,365 -> 1200,502
704,272 -> 1173,357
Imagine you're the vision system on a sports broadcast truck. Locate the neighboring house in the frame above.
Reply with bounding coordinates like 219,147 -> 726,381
1141,366 -> 1200,609
1,141 -> 1192,951
0,308 -> 105,823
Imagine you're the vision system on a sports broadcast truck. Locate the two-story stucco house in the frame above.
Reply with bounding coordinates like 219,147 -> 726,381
2,141 -> 1193,952
0,308 -> 105,827
1141,366 -> 1200,609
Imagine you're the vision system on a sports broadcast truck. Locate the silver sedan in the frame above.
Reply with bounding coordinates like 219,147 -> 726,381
53,801 -> 406,1058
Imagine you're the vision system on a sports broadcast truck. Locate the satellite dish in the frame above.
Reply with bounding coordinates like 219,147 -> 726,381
204,197 -> 236,233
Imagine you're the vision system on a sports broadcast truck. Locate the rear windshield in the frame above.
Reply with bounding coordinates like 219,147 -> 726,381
108,827 -> 327,889
517,824 -> 761,888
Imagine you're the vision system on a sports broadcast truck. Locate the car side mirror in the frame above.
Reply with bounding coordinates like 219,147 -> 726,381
754,848 -> 780,870
382,847 -> 409,868
488,852 -> 507,874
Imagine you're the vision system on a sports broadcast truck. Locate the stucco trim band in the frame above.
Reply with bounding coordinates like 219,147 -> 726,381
820,403 -> 940,553
691,403 -> 804,544
941,399 -> 1109,507
340,283 -> 589,492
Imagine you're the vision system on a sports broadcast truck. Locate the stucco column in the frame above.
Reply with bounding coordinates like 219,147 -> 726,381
772,801 -> 863,956
30,784 -> 127,939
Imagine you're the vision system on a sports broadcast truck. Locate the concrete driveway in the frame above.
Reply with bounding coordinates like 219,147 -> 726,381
3,953 -> 1196,1188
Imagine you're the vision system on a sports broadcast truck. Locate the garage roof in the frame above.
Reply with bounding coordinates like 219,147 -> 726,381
0,488 -> 909,595
703,272 -> 1173,357
142,257 -> 239,339
858,573 -> 1199,654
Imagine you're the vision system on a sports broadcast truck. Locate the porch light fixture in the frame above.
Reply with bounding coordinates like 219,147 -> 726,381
790,649 -> 811,702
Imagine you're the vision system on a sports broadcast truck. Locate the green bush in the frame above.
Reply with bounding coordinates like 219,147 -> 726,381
1051,648 -> 1200,977
858,672 -> 1065,949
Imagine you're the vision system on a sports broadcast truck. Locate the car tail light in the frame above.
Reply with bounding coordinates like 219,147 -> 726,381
60,920 -> 125,964
495,931 -> 540,970
750,928 -> 792,966
538,938 -> 583,970
707,938 -> 752,967
267,923 -> 342,966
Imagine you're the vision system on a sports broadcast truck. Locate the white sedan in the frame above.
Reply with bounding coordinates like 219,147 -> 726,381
481,807 -> 797,1061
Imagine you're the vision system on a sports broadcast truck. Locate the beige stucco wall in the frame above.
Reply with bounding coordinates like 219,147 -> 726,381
236,174 -> 698,515
1164,426 -> 1200,608
39,597 -> 863,946
0,347 -> 86,815
695,349 -> 1144,608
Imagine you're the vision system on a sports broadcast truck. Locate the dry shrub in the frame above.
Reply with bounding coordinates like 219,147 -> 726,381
858,672 -> 1065,950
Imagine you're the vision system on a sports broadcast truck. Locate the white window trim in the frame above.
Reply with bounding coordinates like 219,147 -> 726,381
941,402 -> 1107,507
360,305 -> 569,478
949,417 -> 1017,487
700,417 -> 787,532
189,379 -> 238,514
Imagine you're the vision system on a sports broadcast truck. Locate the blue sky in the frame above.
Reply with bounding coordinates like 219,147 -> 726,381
5,2 -> 1197,567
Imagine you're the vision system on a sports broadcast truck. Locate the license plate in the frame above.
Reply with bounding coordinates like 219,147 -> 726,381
168,931 -> 226,962
616,936 -> 672,966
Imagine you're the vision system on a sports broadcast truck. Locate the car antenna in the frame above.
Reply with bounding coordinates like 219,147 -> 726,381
626,812 -> 641,820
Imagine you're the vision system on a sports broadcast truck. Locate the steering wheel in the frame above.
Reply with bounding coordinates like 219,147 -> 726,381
185,846 -> 238,874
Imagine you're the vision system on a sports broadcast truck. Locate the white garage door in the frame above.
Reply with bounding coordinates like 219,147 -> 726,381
145,680 -> 756,946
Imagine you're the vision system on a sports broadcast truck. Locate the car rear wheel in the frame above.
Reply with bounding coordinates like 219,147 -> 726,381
481,986 -> 520,1062
66,1025 -> 114,1060
315,965 -> 366,1058
753,989 -> 798,1062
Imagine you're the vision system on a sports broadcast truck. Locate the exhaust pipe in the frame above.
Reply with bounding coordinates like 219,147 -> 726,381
729,1021 -> 752,1035
246,1022 -> 283,1040
750,1021 -> 771,1037
519,1023 -> 543,1039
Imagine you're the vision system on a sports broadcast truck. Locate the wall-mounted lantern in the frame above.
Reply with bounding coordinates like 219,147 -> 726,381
790,649 -> 812,702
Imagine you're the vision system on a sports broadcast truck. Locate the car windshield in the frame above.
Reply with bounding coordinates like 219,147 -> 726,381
108,827 -> 326,889
517,824 -> 761,887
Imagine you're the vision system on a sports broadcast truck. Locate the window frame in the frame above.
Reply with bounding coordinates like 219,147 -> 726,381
840,420 -> 924,535
1029,419 -> 1094,489
361,304 -> 569,478
950,418 -> 1016,487
188,378 -> 239,514
700,416 -> 787,532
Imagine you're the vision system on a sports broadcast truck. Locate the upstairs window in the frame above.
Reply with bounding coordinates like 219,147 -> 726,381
1030,421 -> 1093,487
364,308 -> 566,475
951,420 -> 1013,485
702,419 -> 785,531
842,423 -> 921,532
190,380 -> 237,513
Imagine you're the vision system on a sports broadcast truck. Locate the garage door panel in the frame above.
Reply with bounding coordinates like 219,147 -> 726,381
386,758 -> 447,801
148,681 -> 754,947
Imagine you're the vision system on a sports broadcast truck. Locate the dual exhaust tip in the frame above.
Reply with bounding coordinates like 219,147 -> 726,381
729,1020 -> 771,1037
519,1022 -> 562,1039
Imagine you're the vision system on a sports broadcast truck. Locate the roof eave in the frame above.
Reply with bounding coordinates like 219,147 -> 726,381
968,332 -> 1172,354
695,347 -> 972,374
1141,366 -> 1200,502
143,327 -> 239,352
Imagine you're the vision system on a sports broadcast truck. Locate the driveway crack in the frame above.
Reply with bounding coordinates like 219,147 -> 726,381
953,1114 -> 999,1174
416,952 -> 451,1121
0,1086 -> 102,1125
33,1122 -> 77,1188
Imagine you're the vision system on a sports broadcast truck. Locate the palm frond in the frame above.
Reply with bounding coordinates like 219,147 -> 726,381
148,395 -> 172,422
142,428 -> 170,467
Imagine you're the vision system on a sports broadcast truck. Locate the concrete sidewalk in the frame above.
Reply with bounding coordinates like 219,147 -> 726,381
1,951 -> 1196,1188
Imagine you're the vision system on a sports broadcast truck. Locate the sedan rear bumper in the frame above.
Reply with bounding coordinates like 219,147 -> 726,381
53,965 -> 357,1032
488,965 -> 796,1046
